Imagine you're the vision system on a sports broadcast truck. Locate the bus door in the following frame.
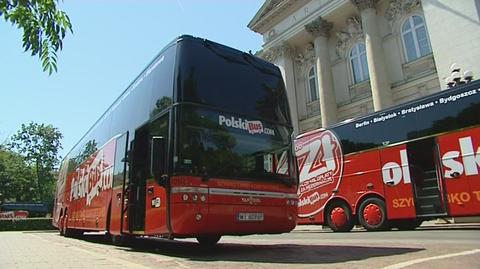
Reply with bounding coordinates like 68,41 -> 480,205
380,145 -> 417,220
109,132 -> 129,235
144,114 -> 170,235
437,129 -> 480,216
407,138 -> 447,217
128,124 -> 150,233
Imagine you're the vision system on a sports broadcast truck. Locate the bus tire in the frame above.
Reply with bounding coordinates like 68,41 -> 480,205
59,218 -> 64,236
58,210 -> 65,236
60,209 -> 68,236
60,214 -> 68,237
358,197 -> 389,231
111,234 -> 133,247
64,225 -> 82,238
196,235 -> 221,246
64,227 -> 72,237
326,201 -> 354,232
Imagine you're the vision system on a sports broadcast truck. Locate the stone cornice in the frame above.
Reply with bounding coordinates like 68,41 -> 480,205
350,0 -> 379,10
262,0 -> 350,48
305,17 -> 333,38
248,0 -> 300,34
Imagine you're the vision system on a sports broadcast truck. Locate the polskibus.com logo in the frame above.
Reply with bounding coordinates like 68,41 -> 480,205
219,115 -> 275,136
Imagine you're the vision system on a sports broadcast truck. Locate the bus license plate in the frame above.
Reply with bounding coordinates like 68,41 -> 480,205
237,212 -> 264,221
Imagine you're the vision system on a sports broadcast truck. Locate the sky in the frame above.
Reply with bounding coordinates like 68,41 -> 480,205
0,0 -> 265,159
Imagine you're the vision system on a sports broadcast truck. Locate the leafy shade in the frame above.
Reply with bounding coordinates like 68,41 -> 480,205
0,0 -> 73,74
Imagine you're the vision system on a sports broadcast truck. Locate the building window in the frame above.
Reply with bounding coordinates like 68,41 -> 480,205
307,66 -> 319,102
402,15 -> 432,62
350,42 -> 369,84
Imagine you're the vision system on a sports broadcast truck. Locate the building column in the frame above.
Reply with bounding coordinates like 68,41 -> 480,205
263,43 -> 300,135
352,0 -> 393,110
305,17 -> 338,127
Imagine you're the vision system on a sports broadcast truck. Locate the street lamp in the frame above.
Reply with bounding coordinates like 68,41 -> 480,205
446,63 -> 475,88
464,70 -> 474,83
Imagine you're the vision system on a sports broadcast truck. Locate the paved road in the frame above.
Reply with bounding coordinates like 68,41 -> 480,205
1,226 -> 479,269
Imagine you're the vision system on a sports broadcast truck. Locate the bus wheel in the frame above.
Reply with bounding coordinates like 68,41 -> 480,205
326,201 -> 354,232
196,235 -> 221,246
64,227 -> 72,237
64,226 -> 76,238
60,214 -> 68,236
58,216 -> 65,233
358,197 -> 389,231
64,226 -> 82,238
111,234 -> 133,247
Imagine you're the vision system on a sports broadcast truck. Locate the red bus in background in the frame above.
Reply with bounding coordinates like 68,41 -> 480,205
53,35 -> 298,245
295,79 -> 480,232
0,211 -> 28,219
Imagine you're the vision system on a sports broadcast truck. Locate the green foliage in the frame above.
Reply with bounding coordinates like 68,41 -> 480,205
8,122 -> 63,202
73,139 -> 97,167
0,148 -> 37,202
151,96 -> 173,117
0,0 -> 73,74
0,218 -> 54,231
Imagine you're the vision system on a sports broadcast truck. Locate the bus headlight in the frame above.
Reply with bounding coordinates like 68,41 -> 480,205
195,213 -> 203,221
182,194 -> 189,201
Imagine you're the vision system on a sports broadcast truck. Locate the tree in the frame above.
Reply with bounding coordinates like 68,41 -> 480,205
9,122 -> 63,202
0,0 -> 73,74
73,139 -> 97,167
151,96 -> 173,117
0,147 -> 37,203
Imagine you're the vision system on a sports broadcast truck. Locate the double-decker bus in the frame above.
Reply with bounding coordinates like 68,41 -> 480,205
52,35 -> 298,245
295,79 -> 480,232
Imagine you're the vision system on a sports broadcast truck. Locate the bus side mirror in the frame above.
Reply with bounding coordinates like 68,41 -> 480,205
150,136 -> 166,179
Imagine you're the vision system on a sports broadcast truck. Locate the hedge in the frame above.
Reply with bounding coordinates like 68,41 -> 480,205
0,218 -> 55,231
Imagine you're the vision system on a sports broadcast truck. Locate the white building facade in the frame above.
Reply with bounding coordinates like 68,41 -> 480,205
248,0 -> 480,135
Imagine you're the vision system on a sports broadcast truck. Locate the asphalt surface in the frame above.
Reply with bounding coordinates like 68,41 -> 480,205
0,224 -> 479,269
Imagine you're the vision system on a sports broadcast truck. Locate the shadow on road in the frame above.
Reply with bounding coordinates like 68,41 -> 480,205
78,234 -> 424,264
293,226 -> 480,233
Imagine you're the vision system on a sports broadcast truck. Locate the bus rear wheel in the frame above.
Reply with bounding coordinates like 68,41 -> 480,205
358,197 -> 389,231
326,201 -> 354,232
196,235 -> 221,246
59,219 -> 65,236
60,214 -> 68,236
111,234 -> 133,247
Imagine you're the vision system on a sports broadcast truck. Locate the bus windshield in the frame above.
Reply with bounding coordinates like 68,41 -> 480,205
174,37 -> 295,183
175,105 -> 294,182
177,38 -> 291,125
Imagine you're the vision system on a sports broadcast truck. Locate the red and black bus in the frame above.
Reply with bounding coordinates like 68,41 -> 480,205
53,35 -> 298,245
295,79 -> 480,231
